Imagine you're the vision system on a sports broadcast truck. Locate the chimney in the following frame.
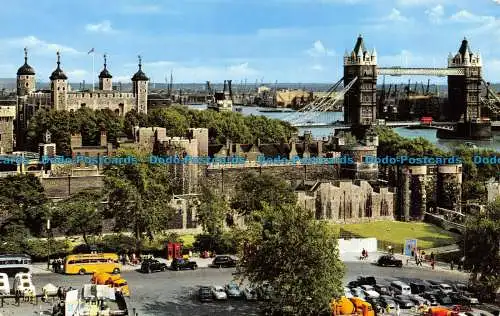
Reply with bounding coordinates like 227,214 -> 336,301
228,80 -> 233,98
71,133 -> 82,148
100,130 -> 107,146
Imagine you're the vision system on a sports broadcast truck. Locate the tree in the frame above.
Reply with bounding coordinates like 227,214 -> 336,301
461,198 -> 500,301
231,172 -> 297,215
104,149 -> 177,243
196,185 -> 230,236
237,204 -> 345,315
54,189 -> 104,245
124,109 -> 148,138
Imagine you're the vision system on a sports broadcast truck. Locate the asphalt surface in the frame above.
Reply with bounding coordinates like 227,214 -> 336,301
0,262 -> 470,316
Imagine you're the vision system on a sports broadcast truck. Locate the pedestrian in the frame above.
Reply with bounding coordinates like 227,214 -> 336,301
396,303 -> 400,316
430,252 -> 435,261
431,260 -> 435,270
450,260 -> 454,270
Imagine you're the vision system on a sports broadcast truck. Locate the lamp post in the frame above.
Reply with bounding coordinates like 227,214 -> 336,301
46,219 -> 51,271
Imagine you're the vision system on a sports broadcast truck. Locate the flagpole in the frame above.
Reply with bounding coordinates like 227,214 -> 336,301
92,51 -> 95,92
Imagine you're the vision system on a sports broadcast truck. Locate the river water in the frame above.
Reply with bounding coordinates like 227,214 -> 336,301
188,104 -> 500,152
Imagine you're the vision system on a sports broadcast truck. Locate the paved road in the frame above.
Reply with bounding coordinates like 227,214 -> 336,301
0,262 -> 469,316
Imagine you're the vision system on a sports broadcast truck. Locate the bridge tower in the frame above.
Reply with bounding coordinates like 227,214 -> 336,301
343,34 -> 378,139
445,38 -> 491,139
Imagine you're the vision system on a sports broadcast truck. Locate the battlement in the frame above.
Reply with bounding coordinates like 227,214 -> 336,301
0,106 -> 15,118
67,91 -> 134,99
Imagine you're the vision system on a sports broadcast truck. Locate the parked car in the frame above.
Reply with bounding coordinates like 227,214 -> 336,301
170,258 -> 197,271
366,297 -> 384,312
439,283 -> 454,294
373,284 -> 391,296
435,292 -> 453,305
425,280 -> 441,290
212,255 -> 237,268
211,286 -> 228,300
421,292 -> 439,306
199,286 -> 213,302
225,282 -> 242,298
363,289 -> 380,299
140,259 -> 167,273
379,295 -> 396,309
410,282 -> 427,294
243,287 -> 258,301
0,273 -> 9,295
393,295 -> 415,309
344,287 -> 354,298
455,291 -> 479,305
451,283 -> 468,293
357,276 -> 377,286
409,294 -> 429,306
351,287 -> 366,300
361,285 -> 374,291
377,255 -> 403,267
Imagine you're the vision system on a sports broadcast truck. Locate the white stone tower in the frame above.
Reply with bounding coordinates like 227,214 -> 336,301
131,55 -> 149,114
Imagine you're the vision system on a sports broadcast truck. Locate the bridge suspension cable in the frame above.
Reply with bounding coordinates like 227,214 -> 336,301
287,76 -> 358,126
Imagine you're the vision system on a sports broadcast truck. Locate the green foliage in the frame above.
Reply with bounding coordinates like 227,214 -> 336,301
237,204 -> 345,315
231,172 -> 297,215
26,108 -> 123,155
97,234 -> 138,254
193,229 -> 242,254
197,185 -> 230,236
53,189 -> 104,245
104,149 -> 176,243
124,109 -> 149,138
0,175 -> 48,237
461,198 -> 500,301
148,108 -> 190,136
24,239 -> 71,260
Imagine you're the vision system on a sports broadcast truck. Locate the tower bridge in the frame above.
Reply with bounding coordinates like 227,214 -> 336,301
285,35 -> 499,140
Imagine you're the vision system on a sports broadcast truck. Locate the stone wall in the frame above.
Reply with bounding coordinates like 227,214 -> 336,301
204,164 -> 339,196
41,175 -> 104,198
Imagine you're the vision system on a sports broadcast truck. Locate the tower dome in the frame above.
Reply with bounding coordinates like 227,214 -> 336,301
131,55 -> 149,81
17,47 -> 35,76
49,51 -> 67,80
99,54 -> 112,79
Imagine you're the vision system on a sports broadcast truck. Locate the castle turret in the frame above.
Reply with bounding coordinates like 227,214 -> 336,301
98,54 -> 113,91
17,47 -> 36,96
131,55 -> 149,114
49,51 -> 68,111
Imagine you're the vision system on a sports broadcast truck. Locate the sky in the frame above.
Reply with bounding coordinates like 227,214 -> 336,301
0,0 -> 499,84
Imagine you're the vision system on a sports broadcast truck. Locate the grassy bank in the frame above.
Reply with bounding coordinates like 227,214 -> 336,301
334,221 -> 460,252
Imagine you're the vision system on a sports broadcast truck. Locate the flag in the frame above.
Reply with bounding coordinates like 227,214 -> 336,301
88,48 -> 95,54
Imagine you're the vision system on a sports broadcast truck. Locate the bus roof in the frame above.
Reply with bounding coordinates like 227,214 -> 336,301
66,253 -> 118,259
0,254 -> 31,259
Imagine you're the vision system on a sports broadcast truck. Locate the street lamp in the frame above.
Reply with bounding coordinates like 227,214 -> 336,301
46,219 -> 51,271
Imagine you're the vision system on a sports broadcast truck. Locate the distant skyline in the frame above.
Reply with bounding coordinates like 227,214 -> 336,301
0,0 -> 499,84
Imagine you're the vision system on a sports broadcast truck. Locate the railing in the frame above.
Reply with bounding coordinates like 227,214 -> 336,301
377,67 -> 465,77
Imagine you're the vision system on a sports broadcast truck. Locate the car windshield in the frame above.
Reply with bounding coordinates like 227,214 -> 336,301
22,282 -> 30,287
228,284 -> 238,289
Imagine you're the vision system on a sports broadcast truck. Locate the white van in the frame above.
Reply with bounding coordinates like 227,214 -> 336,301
0,273 -> 9,295
13,273 -> 35,295
390,281 -> 411,295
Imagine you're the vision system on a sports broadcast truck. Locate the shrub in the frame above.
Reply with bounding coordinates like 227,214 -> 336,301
24,239 -> 71,261
193,230 -> 241,254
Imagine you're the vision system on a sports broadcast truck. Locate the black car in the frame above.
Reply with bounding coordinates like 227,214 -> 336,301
212,255 -> 237,268
435,292 -> 453,305
358,276 -> 376,286
199,286 -> 213,302
450,291 -> 479,305
421,292 -> 439,306
425,280 -> 441,290
377,255 -> 403,267
409,282 -> 427,294
140,259 -> 168,273
170,258 -> 198,271
366,297 -> 384,312
393,295 -> 415,309
373,284 -> 391,296
379,295 -> 396,309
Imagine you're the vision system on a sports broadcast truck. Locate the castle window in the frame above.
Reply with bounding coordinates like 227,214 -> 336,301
81,103 -> 86,107
57,87 -> 60,91
114,109 -> 120,115
0,134 -> 2,141
62,87 -> 65,91
25,82 -> 29,87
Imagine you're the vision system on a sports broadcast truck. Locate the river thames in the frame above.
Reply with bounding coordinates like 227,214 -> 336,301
189,104 -> 500,152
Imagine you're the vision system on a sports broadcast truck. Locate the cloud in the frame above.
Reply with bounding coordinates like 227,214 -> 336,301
306,40 -> 335,57
311,64 -> 323,71
85,20 -> 115,33
67,69 -> 88,78
112,76 -> 132,82
425,5 -> 444,23
386,8 -> 409,22
493,0 -> 500,4
449,10 -> 495,23
3,36 -> 82,55
227,62 -> 259,76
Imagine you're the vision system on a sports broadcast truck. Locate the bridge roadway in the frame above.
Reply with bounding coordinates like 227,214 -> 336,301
292,121 -> 458,128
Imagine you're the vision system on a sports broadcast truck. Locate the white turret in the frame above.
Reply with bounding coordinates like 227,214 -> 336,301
371,47 -> 377,63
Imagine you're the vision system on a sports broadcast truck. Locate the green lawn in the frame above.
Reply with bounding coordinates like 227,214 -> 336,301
334,221 -> 460,251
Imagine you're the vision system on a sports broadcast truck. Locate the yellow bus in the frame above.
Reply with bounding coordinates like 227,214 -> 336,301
64,253 -> 121,275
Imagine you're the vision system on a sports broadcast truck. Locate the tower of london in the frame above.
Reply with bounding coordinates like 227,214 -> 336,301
15,48 -> 150,148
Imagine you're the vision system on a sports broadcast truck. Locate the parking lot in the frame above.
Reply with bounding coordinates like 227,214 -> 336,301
0,258 -> 480,316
